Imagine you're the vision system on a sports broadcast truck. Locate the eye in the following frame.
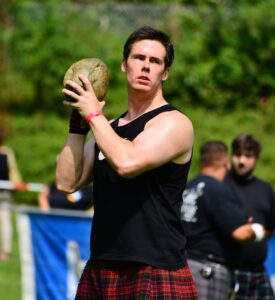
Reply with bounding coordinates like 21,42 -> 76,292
133,54 -> 145,61
150,57 -> 161,64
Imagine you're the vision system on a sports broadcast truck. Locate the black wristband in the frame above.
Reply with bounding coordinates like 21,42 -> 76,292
69,109 -> 90,135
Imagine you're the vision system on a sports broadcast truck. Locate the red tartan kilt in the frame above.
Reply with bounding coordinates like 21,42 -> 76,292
75,259 -> 197,299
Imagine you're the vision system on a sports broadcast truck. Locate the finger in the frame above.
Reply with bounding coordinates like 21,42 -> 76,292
64,80 -> 83,95
78,74 -> 95,95
63,99 -> 78,107
62,87 -> 80,102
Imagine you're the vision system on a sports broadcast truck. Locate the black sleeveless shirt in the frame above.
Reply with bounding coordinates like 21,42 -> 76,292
91,104 -> 191,270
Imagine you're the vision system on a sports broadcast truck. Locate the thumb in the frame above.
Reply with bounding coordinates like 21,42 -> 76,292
100,100 -> 106,110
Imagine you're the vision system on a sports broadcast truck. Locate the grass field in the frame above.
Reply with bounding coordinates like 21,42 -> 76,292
0,212 -> 21,300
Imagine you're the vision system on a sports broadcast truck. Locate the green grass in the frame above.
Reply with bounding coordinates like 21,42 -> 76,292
0,212 -> 21,300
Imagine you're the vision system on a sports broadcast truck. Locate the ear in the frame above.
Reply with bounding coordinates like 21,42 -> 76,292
162,68 -> 170,81
121,60 -> 126,73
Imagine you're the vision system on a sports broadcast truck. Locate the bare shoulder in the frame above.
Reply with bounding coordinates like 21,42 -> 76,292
144,108 -> 194,163
147,108 -> 193,135
171,109 -> 193,130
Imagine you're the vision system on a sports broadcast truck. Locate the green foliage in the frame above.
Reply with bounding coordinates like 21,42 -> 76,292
166,1 -> 275,110
3,2 -> 122,112
2,1 -> 275,114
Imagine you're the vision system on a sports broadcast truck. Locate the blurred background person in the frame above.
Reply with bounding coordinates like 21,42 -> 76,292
181,140 -> 267,300
38,181 -> 94,212
0,127 -> 22,261
224,134 -> 275,300
39,154 -> 94,212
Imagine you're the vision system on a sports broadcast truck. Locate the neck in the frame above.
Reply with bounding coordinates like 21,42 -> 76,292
126,88 -> 167,121
201,167 -> 225,182
231,170 -> 253,182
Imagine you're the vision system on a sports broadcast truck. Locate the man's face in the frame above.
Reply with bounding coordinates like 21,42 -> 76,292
121,39 -> 169,93
231,151 -> 258,178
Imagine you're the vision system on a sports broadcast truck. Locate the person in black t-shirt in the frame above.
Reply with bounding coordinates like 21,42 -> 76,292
224,134 -> 275,300
181,141 -> 268,300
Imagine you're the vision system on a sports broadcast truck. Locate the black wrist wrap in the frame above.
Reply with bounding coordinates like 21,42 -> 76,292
69,109 -> 90,135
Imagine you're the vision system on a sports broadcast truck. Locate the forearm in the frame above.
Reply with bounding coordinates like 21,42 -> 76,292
56,134 -> 87,193
89,115 -> 134,177
231,223 -> 267,244
231,224 -> 257,244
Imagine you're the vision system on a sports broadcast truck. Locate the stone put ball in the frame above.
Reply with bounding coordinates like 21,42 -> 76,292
63,58 -> 109,101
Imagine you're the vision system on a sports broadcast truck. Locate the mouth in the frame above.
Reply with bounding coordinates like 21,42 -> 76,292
238,163 -> 245,169
137,76 -> 150,84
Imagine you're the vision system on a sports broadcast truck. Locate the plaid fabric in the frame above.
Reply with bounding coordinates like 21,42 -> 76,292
75,259 -> 198,299
232,269 -> 275,300
187,258 -> 232,300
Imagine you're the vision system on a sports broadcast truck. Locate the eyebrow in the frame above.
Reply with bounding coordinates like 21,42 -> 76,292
132,53 -> 163,63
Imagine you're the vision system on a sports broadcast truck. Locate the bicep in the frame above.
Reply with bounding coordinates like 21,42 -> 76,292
124,112 -> 193,176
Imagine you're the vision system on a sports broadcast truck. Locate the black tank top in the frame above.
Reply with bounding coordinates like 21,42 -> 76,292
91,104 -> 191,270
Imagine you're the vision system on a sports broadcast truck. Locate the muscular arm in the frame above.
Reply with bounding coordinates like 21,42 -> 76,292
62,75 -> 194,179
89,111 -> 193,178
55,134 -> 95,193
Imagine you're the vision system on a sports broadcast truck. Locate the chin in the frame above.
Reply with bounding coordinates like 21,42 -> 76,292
234,169 -> 253,179
236,169 -> 248,175
133,85 -> 150,92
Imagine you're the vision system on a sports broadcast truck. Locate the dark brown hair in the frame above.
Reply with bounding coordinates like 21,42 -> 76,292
199,141 -> 228,168
231,134 -> 261,158
123,26 -> 174,69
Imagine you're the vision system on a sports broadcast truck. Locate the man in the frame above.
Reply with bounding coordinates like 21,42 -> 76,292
56,26 -> 197,299
181,141 -> 267,300
224,134 -> 275,300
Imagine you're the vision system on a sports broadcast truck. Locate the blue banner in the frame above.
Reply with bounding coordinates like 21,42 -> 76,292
265,234 -> 275,293
16,206 -> 92,300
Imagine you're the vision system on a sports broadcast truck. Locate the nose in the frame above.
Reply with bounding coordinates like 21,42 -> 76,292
142,59 -> 150,72
238,155 -> 247,164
